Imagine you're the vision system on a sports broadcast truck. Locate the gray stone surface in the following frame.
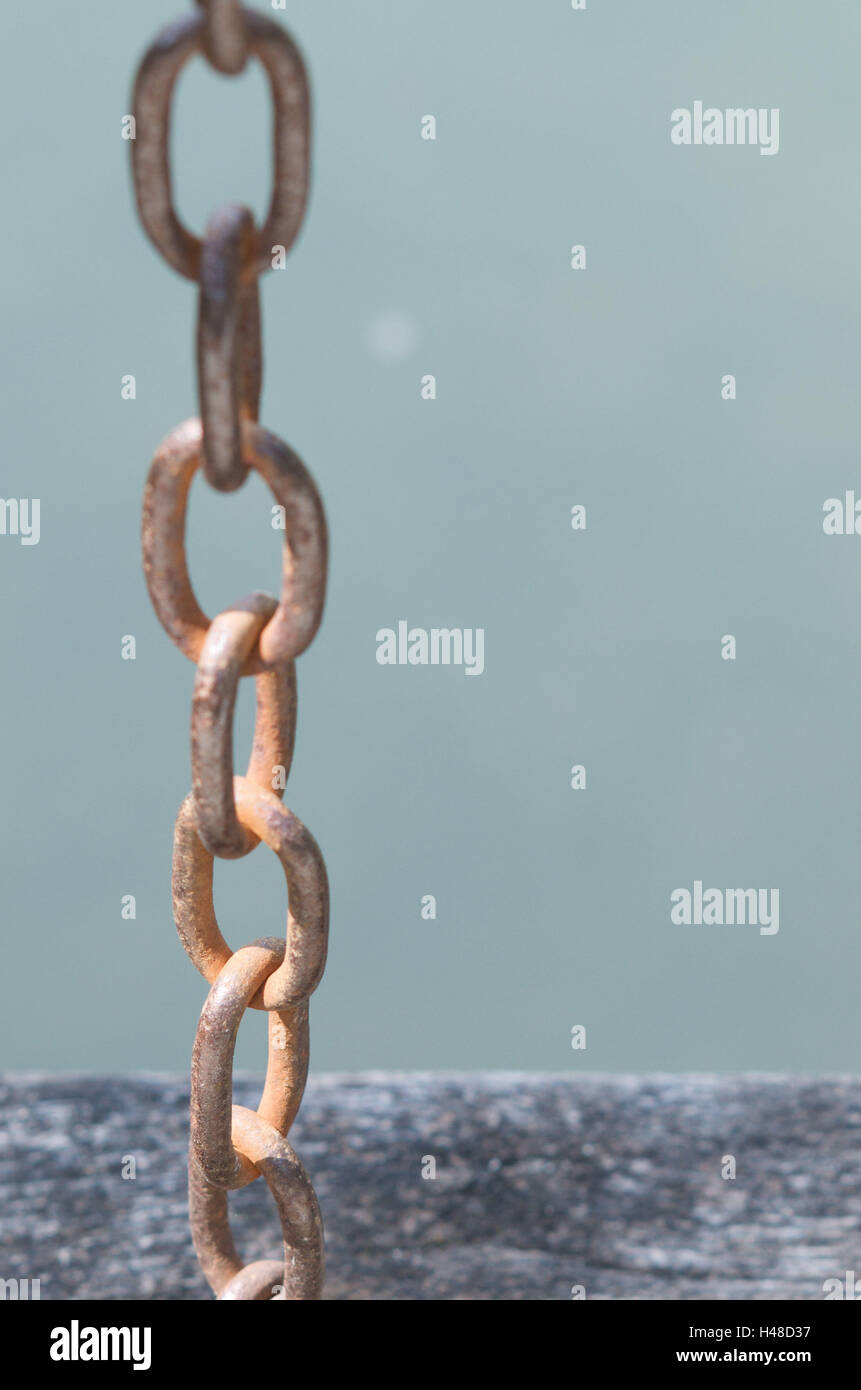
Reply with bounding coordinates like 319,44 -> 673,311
0,1073 -> 859,1300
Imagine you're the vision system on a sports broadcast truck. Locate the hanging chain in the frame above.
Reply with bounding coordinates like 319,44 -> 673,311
130,1 -> 328,1301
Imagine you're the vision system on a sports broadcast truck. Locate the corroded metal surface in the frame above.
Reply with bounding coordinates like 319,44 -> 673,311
141,418 -> 327,672
130,2 -> 327,1301
189,940 -> 308,1189
190,595 -> 296,858
189,1106 -> 324,1301
172,780 -> 329,1012
197,202 -> 262,492
131,7 -> 310,280
195,0 -> 249,76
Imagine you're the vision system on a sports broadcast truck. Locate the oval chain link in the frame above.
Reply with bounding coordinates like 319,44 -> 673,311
131,8 -> 310,280
130,2 -> 326,1300
173,778 -> 329,1013
190,593 -> 296,858
142,418 -> 327,671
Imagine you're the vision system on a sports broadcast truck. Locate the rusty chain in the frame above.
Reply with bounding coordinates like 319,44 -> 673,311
130,1 -> 328,1301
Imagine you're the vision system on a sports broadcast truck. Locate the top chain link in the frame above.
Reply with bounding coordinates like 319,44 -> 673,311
130,2 -> 328,1301
131,6 -> 310,281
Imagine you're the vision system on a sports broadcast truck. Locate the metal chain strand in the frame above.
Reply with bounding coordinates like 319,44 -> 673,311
130,3 -> 327,1301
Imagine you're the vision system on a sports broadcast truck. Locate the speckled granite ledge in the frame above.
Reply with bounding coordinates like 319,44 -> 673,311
0,1073 -> 859,1300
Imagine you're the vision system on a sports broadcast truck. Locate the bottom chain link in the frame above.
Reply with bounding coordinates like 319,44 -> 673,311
190,938 -> 309,1190
189,1106 -> 323,1301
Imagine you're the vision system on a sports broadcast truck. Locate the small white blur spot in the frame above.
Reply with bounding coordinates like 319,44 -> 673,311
365,311 -> 420,362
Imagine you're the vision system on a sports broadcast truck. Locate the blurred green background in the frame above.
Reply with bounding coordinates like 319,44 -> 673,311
1,0 -> 859,1072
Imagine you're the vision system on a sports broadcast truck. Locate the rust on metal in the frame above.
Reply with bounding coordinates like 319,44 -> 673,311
189,1106 -> 324,1301
131,0 -> 326,1300
195,0 -> 248,76
198,202 -> 261,493
131,8 -> 310,280
189,938 -> 310,1189
142,418 -> 327,672
172,778 -> 329,1011
191,593 -> 296,858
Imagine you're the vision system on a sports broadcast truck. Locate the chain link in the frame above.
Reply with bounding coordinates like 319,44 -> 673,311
190,593 -> 296,858
131,7 -> 310,281
142,418 -> 327,669
197,203 -> 261,492
130,2 -> 327,1301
